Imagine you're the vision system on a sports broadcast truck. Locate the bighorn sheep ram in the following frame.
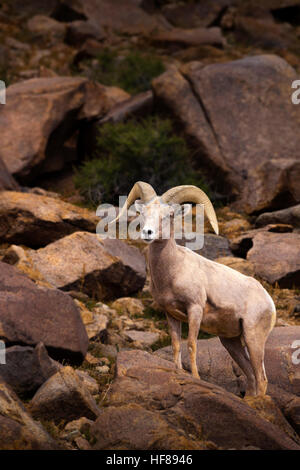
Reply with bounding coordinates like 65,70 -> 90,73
111,181 -> 276,396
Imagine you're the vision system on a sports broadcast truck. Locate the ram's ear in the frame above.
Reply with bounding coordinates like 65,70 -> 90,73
134,200 -> 144,213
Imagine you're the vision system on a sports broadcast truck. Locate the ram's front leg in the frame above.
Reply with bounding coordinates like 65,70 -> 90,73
187,304 -> 202,379
166,313 -> 182,370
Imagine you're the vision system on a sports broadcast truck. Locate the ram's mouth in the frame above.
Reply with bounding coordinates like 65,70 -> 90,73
142,237 -> 154,244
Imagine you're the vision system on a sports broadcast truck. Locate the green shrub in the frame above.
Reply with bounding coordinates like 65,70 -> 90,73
91,49 -> 165,94
74,117 -> 210,206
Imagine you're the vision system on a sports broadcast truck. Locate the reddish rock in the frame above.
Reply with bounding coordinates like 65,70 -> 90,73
94,349 -> 300,450
0,380 -> 59,450
20,232 -> 146,299
256,204 -> 300,229
91,404 -> 206,450
247,231 -> 300,287
153,67 -> 229,185
156,327 -> 300,398
241,158 -> 300,214
0,191 -> 98,247
0,262 -> 89,364
53,0 -> 166,34
153,55 -> 300,212
150,27 -> 225,49
0,77 -> 128,181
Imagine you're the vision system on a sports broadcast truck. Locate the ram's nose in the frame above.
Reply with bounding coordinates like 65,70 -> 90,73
142,228 -> 154,241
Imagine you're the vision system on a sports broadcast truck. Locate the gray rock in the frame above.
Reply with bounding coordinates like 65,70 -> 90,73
124,330 -> 159,347
247,231 -> 300,287
31,366 -> 100,424
155,327 -> 300,398
0,343 -> 59,398
256,205 -> 300,229
177,233 -> 232,260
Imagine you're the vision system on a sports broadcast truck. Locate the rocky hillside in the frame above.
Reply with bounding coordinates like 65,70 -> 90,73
0,0 -> 300,450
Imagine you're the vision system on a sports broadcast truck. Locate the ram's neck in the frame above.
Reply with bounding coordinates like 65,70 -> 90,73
148,237 -> 178,278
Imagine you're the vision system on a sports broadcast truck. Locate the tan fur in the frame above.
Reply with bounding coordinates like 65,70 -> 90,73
140,196 -> 276,397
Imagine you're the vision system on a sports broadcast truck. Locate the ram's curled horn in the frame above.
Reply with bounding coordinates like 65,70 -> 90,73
161,185 -> 219,235
109,181 -> 157,224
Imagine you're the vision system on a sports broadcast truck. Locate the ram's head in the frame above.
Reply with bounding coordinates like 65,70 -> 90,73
110,181 -> 218,243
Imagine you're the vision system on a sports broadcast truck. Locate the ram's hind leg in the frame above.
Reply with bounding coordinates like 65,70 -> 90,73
219,336 -> 256,397
243,326 -> 268,397
166,313 -> 182,370
187,305 -> 203,379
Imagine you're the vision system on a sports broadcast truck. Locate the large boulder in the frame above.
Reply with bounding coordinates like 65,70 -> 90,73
0,343 -> 59,398
90,349 -> 300,450
0,191 -> 98,247
230,224 -> 293,258
30,366 -> 100,424
91,404 -> 206,450
246,231 -> 300,287
153,55 -> 300,213
155,327 -> 300,398
241,158 -> 300,215
13,232 -> 146,299
0,262 -> 89,363
229,223 -> 300,287
0,77 -> 129,182
153,67 -> 229,184
0,380 -> 59,450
